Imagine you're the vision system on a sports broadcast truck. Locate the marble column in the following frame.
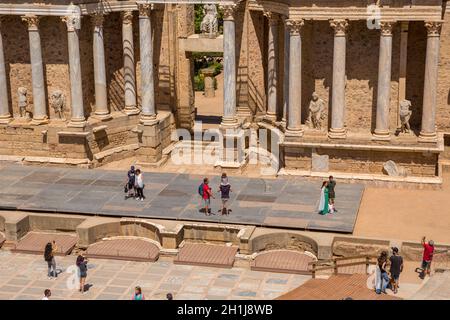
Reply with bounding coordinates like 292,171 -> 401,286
285,19 -> 304,136
22,16 -> 48,124
373,21 -> 395,140
264,11 -> 278,122
62,16 -> 86,127
0,20 -> 11,124
282,16 -> 290,126
138,4 -> 157,125
328,19 -> 348,139
420,21 -> 442,142
221,5 -> 238,127
92,13 -> 110,120
122,11 -> 139,115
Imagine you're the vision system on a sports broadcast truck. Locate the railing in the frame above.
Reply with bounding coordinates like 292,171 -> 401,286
308,255 -> 378,279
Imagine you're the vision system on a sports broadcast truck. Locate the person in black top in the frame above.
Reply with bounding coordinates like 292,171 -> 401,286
389,247 -> 403,294
76,254 -> 89,294
328,176 -> 337,212
218,173 -> 232,215
125,166 -> 136,199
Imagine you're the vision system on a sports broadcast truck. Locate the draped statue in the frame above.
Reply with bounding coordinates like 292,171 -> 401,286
200,4 -> 218,37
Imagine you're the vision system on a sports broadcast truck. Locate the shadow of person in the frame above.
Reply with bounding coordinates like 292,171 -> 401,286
83,283 -> 93,292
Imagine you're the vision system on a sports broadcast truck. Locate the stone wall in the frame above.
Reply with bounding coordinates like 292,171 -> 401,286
437,8 -> 450,132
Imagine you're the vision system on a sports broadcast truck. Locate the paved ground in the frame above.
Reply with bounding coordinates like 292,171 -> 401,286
0,164 -> 364,233
0,252 -> 310,300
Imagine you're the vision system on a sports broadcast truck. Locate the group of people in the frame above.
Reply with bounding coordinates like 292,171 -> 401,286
318,176 -> 337,215
124,165 -> 145,201
198,173 -> 232,216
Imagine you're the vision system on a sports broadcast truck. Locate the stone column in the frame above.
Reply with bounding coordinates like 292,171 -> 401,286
373,21 -> 395,140
328,19 -> 348,139
122,11 -> 139,115
420,21 -> 442,142
22,15 -> 48,125
62,16 -> 86,127
282,16 -> 290,126
92,13 -> 110,120
201,67 -> 215,98
221,4 -> 238,127
138,4 -> 157,125
285,19 -> 304,137
397,22 -> 408,129
0,19 -> 12,124
264,11 -> 278,122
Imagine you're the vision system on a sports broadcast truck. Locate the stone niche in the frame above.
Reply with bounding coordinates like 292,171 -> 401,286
250,232 -> 318,256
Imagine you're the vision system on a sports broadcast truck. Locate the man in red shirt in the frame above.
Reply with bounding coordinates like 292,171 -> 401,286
420,236 -> 435,278
201,178 -> 214,216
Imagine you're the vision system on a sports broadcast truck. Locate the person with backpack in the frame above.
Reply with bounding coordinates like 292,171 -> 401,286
124,165 -> 136,199
218,173 -> 231,215
198,177 -> 214,215
44,241 -> 57,278
76,254 -> 89,294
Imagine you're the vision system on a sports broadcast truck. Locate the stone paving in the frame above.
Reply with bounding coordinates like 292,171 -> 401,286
0,251 -> 310,300
0,164 -> 364,233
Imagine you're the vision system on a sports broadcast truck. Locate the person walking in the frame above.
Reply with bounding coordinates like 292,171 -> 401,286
76,254 -> 89,294
375,251 -> 390,294
389,247 -> 403,294
131,286 -> 145,300
218,173 -> 231,215
41,289 -> 51,300
198,177 -> 214,215
419,236 -> 435,279
135,169 -> 145,201
317,181 -> 329,215
125,165 -> 136,199
328,176 -> 337,212
44,241 -> 58,279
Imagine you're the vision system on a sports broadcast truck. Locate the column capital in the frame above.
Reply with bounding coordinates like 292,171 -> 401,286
380,21 -> 395,36
329,19 -> 349,36
285,19 -> 304,35
122,10 -> 134,25
91,13 -> 105,27
221,4 -> 237,21
22,15 -> 40,31
424,21 -> 443,37
138,3 -> 153,17
61,16 -> 81,32
263,11 -> 279,25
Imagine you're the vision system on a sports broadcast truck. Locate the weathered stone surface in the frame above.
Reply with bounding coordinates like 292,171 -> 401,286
383,160 -> 407,177
332,240 -> 389,257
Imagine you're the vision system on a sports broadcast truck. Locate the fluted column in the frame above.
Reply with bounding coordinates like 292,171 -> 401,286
285,19 -> 304,137
328,19 -> 348,139
92,13 -> 110,120
22,15 -> 48,125
0,19 -> 11,124
62,16 -> 86,127
221,4 -> 238,127
373,21 -> 395,140
138,4 -> 157,125
282,16 -> 290,126
122,11 -> 139,115
420,21 -> 442,142
264,11 -> 278,122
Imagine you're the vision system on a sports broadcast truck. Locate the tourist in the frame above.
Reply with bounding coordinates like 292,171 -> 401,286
44,241 -> 57,278
132,286 -> 145,300
166,293 -> 173,300
41,289 -> 51,300
419,236 -> 435,279
218,173 -> 231,215
76,254 -> 89,294
125,165 -> 136,199
375,251 -> 390,294
135,169 -> 145,201
328,176 -> 337,212
389,247 -> 403,294
199,177 -> 214,215
317,181 -> 329,215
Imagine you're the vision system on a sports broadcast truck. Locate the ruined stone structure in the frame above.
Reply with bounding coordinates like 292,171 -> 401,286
0,0 -> 449,184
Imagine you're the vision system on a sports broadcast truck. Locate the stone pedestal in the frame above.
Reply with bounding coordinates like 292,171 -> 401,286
201,67 -> 215,98
122,11 -> 139,116
215,126 -> 247,169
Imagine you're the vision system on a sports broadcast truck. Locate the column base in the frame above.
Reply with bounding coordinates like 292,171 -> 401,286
220,116 -> 239,129
0,115 -> 13,124
328,128 -> 347,139
263,113 -> 277,124
140,114 -> 158,126
30,116 -> 49,126
92,111 -> 112,121
285,128 -> 304,138
418,131 -> 437,143
124,106 -> 140,116
372,130 -> 391,141
68,118 -> 87,128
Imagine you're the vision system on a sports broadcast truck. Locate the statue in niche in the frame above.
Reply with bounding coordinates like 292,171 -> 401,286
307,92 -> 326,130
200,4 -> 218,37
17,87 -> 29,119
399,99 -> 412,134
51,90 -> 66,120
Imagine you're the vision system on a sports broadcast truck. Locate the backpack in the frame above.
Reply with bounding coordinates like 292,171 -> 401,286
44,248 -> 52,262
198,183 -> 204,197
